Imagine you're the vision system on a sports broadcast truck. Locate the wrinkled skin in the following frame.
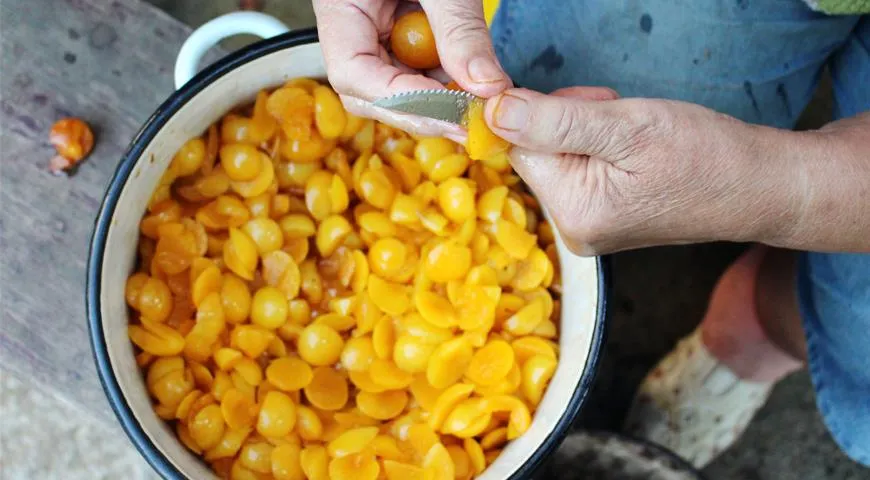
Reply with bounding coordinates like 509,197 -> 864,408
314,0 -> 870,255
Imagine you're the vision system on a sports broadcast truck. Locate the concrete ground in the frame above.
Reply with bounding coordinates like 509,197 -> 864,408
5,1 -> 857,479
1,373 -> 157,479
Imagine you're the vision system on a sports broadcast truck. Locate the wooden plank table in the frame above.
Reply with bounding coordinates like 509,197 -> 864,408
0,0 -> 205,419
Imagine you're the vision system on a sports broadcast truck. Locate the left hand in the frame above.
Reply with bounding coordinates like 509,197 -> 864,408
485,87 -> 806,255
314,0 -> 510,140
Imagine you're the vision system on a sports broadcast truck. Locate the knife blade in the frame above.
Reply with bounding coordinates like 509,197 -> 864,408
372,89 -> 482,126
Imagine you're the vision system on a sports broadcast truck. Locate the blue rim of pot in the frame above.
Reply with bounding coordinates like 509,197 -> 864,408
86,27 -> 609,480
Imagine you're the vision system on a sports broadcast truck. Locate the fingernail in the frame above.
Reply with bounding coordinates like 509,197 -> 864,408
468,57 -> 504,84
493,93 -> 529,131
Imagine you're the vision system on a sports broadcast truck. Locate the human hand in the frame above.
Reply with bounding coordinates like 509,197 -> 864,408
313,0 -> 510,138
485,88 -> 807,255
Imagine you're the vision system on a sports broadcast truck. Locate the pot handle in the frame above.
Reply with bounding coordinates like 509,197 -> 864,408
174,12 -> 291,89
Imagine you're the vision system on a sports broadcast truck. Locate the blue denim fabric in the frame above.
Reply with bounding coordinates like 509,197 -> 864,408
491,1 -> 870,465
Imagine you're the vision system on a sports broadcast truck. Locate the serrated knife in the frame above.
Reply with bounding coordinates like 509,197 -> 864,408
372,89 -> 482,126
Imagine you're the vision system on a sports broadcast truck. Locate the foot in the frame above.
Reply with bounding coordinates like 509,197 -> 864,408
623,246 -> 803,467
623,328 -> 773,467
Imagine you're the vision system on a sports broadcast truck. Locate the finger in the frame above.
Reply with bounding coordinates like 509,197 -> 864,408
389,54 -> 451,85
509,148 -> 577,207
315,1 -> 443,100
419,0 -> 510,97
394,1 -> 422,17
550,86 -> 620,101
424,66 -> 452,84
484,87 -> 630,156
341,95 -> 466,140
509,147 -> 601,255
511,146 -> 642,256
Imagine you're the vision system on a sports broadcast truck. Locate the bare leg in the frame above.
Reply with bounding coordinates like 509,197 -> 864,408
755,249 -> 807,362
700,246 -> 803,382
624,245 -> 809,466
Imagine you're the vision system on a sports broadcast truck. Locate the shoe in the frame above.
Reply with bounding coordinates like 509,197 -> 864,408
623,328 -> 773,468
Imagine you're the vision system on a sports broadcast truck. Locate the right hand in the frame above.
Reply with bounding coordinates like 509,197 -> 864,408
313,0 -> 511,137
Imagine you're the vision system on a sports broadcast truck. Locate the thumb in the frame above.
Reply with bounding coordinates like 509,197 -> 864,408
507,85 -> 618,215
484,87 -> 627,155
419,0 -> 510,97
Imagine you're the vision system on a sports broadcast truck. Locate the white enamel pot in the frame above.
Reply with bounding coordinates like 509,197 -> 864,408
86,12 -> 607,480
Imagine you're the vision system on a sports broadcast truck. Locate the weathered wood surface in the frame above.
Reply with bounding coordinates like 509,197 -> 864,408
0,0 -> 208,420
